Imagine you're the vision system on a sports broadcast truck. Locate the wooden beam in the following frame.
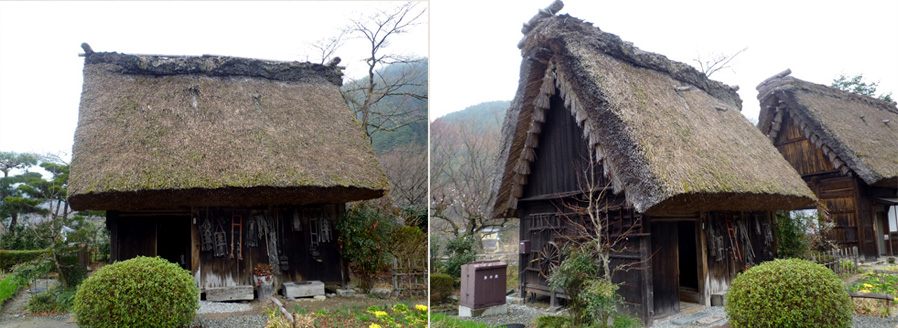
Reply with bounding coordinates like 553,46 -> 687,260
848,291 -> 894,300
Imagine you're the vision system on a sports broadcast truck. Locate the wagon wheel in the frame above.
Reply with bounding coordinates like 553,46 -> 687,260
538,241 -> 561,278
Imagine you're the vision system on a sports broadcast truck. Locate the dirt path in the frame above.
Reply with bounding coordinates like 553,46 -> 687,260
0,279 -> 74,328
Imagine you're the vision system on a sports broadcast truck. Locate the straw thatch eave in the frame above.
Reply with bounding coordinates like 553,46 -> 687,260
69,52 -> 387,211
490,8 -> 816,218
757,75 -> 898,187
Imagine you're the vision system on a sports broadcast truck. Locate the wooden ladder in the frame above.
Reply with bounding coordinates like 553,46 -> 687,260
231,214 -> 243,260
726,217 -> 742,261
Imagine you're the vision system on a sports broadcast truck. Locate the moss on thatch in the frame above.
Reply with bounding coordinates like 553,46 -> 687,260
69,52 -> 387,211
758,75 -> 898,187
491,9 -> 816,217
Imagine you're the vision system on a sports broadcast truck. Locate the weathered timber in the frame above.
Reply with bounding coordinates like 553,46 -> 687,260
205,286 -> 254,301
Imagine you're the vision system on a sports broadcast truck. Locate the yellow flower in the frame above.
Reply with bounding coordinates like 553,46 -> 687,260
374,310 -> 388,318
415,304 -> 428,312
860,289 -> 871,293
864,283 -> 873,289
369,324 -> 382,328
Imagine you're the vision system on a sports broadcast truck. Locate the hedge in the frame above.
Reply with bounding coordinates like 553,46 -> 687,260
0,249 -> 49,271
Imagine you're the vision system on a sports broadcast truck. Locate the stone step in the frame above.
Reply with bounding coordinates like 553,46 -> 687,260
672,311 -> 710,326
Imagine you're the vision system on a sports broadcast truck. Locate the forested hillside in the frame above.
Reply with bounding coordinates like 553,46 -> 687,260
343,58 -> 428,155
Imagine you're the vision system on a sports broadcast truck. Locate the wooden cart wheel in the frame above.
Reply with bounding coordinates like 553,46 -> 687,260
539,241 -> 561,278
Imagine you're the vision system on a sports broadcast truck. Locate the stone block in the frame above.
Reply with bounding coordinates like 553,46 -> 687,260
459,304 -> 508,317
371,287 -> 392,299
205,286 -> 254,302
506,295 -> 524,305
283,281 -> 325,298
710,293 -> 726,306
336,288 -> 356,297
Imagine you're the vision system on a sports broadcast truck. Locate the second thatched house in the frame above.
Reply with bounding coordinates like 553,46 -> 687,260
490,2 -> 816,325
68,47 -> 388,300
757,71 -> 898,259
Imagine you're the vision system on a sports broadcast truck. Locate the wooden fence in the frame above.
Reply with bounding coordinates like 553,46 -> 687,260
392,258 -> 426,298
804,246 -> 859,276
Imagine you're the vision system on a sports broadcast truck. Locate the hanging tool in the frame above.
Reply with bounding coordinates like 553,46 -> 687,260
231,214 -> 243,260
726,217 -> 742,261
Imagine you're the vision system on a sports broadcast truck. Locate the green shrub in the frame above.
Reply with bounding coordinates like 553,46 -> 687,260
335,204 -> 396,293
443,236 -> 476,279
27,286 -> 76,314
0,224 -> 52,250
73,256 -> 199,328
12,258 -> 53,281
55,244 -> 87,288
430,273 -> 454,304
0,249 -> 49,271
535,315 -> 575,328
726,259 -> 851,328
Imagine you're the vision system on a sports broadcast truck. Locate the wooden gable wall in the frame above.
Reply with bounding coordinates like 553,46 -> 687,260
773,110 -> 877,257
517,92 -> 652,323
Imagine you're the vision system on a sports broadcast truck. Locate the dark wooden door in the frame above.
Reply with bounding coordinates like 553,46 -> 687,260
116,217 -> 157,260
651,221 -> 679,317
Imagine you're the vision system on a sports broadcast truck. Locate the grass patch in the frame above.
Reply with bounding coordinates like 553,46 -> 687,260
0,274 -> 24,306
266,301 -> 428,327
430,313 -> 499,328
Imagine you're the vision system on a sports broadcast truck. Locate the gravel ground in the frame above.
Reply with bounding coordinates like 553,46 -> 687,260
196,301 -> 254,314
191,314 -> 269,328
852,314 -> 898,328
445,303 -> 898,328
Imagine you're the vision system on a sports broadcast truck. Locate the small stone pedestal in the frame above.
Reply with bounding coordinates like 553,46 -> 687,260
255,275 -> 274,301
282,281 -> 325,298
459,304 -> 508,317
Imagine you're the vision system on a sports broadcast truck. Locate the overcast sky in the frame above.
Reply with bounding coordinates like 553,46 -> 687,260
431,0 -> 898,122
2,1 -> 896,160
0,1 -> 428,160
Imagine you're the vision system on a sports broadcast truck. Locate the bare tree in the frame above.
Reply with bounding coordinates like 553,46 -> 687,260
340,2 -> 428,144
378,144 -> 427,208
556,151 -> 644,282
542,152 -> 649,326
430,114 -> 505,240
693,47 -> 747,78
305,29 -> 348,65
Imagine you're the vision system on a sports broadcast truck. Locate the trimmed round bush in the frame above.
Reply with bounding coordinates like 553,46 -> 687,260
430,273 -> 455,304
73,256 -> 199,327
726,258 -> 851,328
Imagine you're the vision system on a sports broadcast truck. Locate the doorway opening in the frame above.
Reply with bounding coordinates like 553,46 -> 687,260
678,221 -> 700,303
156,215 -> 191,270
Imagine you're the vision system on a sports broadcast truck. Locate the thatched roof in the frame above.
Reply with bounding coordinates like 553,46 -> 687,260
490,3 -> 816,218
757,73 -> 898,187
69,51 -> 388,211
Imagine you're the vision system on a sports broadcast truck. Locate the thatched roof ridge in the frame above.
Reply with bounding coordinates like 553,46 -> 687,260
757,74 -> 898,187
490,8 -> 816,218
69,51 -> 387,211
84,51 -> 344,86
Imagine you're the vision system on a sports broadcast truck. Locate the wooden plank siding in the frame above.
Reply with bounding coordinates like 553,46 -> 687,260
521,94 -> 602,200
108,204 -> 347,294
650,221 -> 679,317
773,113 -> 835,176
772,111 -> 880,258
